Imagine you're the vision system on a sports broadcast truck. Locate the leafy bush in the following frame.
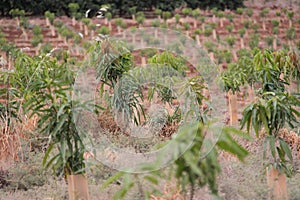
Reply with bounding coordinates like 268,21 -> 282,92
97,26 -> 110,35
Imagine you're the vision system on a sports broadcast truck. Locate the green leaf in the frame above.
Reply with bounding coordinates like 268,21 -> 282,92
143,175 -> 158,185
279,139 -> 293,161
269,135 -> 276,158
42,143 -> 55,166
101,172 -> 125,189
223,126 -> 253,141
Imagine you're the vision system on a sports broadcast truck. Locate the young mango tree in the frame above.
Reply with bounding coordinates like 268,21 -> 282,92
223,49 -> 300,200
2,51 -> 99,200
94,36 -> 250,200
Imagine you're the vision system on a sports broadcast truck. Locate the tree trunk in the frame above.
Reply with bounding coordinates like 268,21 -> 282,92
67,174 -> 89,200
266,167 -> 288,200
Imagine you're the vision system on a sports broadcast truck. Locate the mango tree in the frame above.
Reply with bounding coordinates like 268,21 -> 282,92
222,49 -> 300,199
94,36 -> 250,200
0,50 -> 99,200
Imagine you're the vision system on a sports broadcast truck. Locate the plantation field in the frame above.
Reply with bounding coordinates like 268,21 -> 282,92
1,0 -> 300,199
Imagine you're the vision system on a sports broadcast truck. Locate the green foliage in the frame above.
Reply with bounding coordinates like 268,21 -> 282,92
265,36 -> 274,47
286,27 -> 296,40
192,8 -> 200,18
186,0 -> 244,10
182,22 -> 190,31
1,0 -> 245,17
0,51 -> 94,177
32,25 -> 42,35
136,11 -> 145,26
162,11 -> 172,22
105,12 -> 112,21
287,11 -> 294,20
102,122 -> 249,199
151,19 -> 160,27
44,11 -> 55,24
174,13 -> 181,24
82,18 -> 90,26
97,26 -> 110,35
182,8 -> 192,17
272,27 -> 279,35
236,7 -> 243,15
31,34 -> 43,47
115,18 -> 124,28
203,41 -> 215,53
251,23 -> 260,33
238,28 -> 246,38
226,25 -> 233,33
68,3 -> 79,17
243,20 -> 251,29
230,49 -> 300,175
259,8 -> 269,18
245,8 -> 253,17
271,20 -> 280,27
40,43 -> 52,54
225,13 -> 234,22
154,8 -> 162,16
89,37 -> 133,88
204,25 -> 213,37
249,34 -> 259,49
9,8 -> 25,17
148,51 -> 187,74
225,36 -> 235,48
215,49 -> 232,64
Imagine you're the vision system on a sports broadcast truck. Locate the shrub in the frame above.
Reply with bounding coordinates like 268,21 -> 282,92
40,43 -> 52,54
97,26 -> 110,35
31,35 -> 43,47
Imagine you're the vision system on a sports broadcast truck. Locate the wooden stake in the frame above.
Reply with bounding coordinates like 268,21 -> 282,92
141,57 -> 146,66
68,174 -> 90,200
228,90 -> 238,126
266,167 -> 288,200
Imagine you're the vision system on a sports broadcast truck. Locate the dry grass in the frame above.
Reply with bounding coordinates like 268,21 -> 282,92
150,182 -> 184,200
0,114 -> 38,164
